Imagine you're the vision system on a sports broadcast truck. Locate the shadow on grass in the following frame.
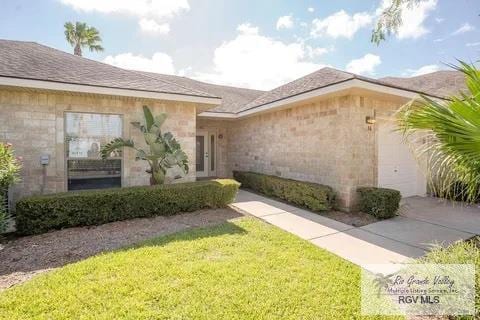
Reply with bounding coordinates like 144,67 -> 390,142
126,220 -> 248,251
0,208 -> 245,287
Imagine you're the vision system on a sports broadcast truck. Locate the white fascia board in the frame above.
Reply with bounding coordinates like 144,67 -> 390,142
0,76 -> 222,105
351,79 -> 422,99
197,111 -> 237,119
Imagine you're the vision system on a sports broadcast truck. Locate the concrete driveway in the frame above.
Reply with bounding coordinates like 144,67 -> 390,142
231,190 -> 479,273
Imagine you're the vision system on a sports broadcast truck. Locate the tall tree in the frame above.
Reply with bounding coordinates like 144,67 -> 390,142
64,22 -> 104,56
396,62 -> 480,202
372,0 -> 420,44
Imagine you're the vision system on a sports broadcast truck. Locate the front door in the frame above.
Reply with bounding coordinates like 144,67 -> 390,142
196,131 -> 208,177
196,130 -> 216,178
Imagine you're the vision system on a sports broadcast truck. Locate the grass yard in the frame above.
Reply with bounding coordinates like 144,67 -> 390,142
0,217 -> 397,319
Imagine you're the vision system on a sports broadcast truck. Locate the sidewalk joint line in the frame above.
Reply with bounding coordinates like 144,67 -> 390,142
398,214 -> 476,236
307,228 -> 356,241
359,228 -> 428,252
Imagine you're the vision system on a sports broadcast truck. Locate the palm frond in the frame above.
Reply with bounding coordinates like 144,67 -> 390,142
64,21 -> 104,54
396,61 -> 480,202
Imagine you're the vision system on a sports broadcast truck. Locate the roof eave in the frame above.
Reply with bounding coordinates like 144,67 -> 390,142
0,76 -> 222,105
198,78 -> 445,119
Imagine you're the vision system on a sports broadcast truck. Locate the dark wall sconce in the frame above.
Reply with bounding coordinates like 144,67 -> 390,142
366,110 -> 376,131
218,134 -> 224,139
365,116 -> 376,125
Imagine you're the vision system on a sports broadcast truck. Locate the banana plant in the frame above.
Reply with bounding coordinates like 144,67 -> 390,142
101,106 -> 189,185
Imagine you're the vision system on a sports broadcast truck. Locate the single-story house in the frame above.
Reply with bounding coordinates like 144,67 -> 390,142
0,40 -> 467,210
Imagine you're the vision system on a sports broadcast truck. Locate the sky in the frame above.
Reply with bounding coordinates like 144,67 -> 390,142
0,0 -> 478,90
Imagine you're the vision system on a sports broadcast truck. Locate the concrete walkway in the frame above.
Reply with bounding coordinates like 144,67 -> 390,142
231,190 -> 478,273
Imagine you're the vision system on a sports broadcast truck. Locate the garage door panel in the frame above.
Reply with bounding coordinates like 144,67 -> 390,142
378,122 -> 426,198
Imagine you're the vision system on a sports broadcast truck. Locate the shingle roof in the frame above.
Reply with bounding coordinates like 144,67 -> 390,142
380,71 -> 467,98
238,67 -> 463,113
0,40 -> 217,99
136,71 -> 265,113
0,40 -> 468,115
239,67 -> 355,112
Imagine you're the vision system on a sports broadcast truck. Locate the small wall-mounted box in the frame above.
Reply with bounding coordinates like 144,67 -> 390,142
40,155 -> 50,165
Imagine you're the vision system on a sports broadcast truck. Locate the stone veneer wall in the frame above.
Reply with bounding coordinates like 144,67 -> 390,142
225,93 -> 406,210
0,88 -> 197,203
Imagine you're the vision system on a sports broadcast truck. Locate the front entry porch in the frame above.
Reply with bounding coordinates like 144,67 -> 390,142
195,119 -> 229,179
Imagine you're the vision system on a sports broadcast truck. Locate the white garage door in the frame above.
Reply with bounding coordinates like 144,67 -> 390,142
377,121 -> 426,197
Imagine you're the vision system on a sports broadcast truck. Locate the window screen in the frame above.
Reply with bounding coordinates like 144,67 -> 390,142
65,112 -> 122,190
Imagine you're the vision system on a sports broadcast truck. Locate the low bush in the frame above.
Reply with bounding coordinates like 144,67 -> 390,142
16,179 -> 240,235
0,142 -> 21,188
0,194 -> 8,234
233,171 -> 335,211
357,187 -> 401,219
419,238 -> 480,320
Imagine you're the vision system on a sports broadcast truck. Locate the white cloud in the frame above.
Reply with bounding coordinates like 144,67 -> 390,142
452,22 -> 475,35
59,0 -> 189,34
237,23 -> 259,35
311,10 -> 373,39
377,0 -> 437,40
308,7 -> 315,13
276,15 -> 294,30
138,18 -> 170,34
466,42 -> 480,47
103,52 -> 175,74
435,17 -> 444,23
59,0 -> 189,18
193,23 -> 324,90
346,54 -> 381,75
405,64 -> 440,76
306,46 -> 330,58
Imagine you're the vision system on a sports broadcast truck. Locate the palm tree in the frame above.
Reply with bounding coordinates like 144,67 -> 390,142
64,22 -> 104,56
396,61 -> 480,202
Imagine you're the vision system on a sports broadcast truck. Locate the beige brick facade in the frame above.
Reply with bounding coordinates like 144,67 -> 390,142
198,92 -> 408,210
1,86 -> 409,211
0,88 -> 197,203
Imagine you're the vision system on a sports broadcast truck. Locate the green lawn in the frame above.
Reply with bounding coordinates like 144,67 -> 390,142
0,217 -> 395,319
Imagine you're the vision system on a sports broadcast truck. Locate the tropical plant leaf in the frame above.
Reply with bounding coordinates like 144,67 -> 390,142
144,133 -> 157,146
100,138 -> 134,159
143,105 -> 154,131
135,149 -> 148,161
150,113 -> 167,134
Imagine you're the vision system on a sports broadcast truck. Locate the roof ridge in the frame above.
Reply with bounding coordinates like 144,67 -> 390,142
141,71 -> 266,93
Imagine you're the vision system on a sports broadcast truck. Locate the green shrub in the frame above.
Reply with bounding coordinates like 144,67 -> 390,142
419,238 -> 480,320
0,194 -> 8,234
16,179 -> 240,235
233,171 -> 335,211
0,142 -> 21,189
357,187 -> 401,219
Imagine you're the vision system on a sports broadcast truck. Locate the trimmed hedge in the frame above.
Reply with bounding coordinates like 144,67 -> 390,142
357,187 -> 401,219
233,171 -> 335,211
16,179 -> 240,235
